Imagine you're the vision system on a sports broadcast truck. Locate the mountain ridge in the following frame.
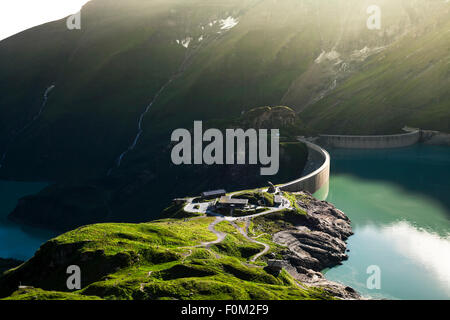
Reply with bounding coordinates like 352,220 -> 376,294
0,0 -> 448,229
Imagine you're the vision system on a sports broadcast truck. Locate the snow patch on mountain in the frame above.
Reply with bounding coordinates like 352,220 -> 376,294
176,37 -> 193,48
315,50 -> 342,64
350,46 -> 386,61
219,16 -> 239,30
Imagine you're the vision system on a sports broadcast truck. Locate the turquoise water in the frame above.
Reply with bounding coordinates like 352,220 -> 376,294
0,145 -> 449,299
0,181 -> 56,260
322,145 -> 450,300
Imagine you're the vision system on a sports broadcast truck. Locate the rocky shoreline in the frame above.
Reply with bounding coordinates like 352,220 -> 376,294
261,192 -> 361,299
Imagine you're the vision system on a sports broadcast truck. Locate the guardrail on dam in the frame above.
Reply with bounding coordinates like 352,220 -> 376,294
318,130 -> 421,149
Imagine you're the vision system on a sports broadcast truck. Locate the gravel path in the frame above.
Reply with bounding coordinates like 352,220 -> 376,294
231,220 -> 270,262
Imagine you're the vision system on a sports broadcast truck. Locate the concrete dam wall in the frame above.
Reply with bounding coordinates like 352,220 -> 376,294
319,130 -> 421,149
277,129 -> 429,198
280,141 -> 330,198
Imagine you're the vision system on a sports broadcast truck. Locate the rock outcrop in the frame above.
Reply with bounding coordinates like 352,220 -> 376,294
262,192 -> 360,299
241,106 -> 297,129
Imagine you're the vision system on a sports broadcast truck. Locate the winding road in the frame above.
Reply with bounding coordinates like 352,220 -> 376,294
178,186 -> 296,264
202,217 -> 227,248
181,188 -> 292,262
181,216 -> 271,263
230,220 -> 270,262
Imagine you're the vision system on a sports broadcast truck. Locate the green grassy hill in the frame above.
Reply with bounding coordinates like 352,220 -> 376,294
0,205 -> 335,300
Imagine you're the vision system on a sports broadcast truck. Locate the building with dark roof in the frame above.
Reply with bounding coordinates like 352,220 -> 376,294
201,189 -> 226,199
217,196 -> 249,208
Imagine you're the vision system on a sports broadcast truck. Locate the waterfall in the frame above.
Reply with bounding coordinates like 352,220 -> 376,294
0,84 -> 55,169
107,13 -> 246,175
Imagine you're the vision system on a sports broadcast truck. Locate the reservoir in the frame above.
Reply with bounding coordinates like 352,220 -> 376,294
322,145 -> 450,300
0,181 -> 56,261
0,145 -> 449,299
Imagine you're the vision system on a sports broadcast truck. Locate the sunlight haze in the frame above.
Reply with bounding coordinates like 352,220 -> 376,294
0,0 -> 91,41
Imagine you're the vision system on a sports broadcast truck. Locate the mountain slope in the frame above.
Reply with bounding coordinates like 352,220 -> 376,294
2,0 -> 448,180
299,1 -> 450,134
0,0 -> 448,229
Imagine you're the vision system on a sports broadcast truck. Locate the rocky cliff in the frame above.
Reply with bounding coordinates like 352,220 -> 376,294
254,192 -> 360,299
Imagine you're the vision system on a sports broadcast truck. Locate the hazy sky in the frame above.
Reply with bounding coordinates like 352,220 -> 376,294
0,0 -> 91,41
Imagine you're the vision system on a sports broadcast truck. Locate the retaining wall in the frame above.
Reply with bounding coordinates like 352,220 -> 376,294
280,141 -> 330,198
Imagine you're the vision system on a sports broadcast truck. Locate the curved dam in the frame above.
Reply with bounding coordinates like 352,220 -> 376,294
280,140 -> 330,199
319,130 -> 421,149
